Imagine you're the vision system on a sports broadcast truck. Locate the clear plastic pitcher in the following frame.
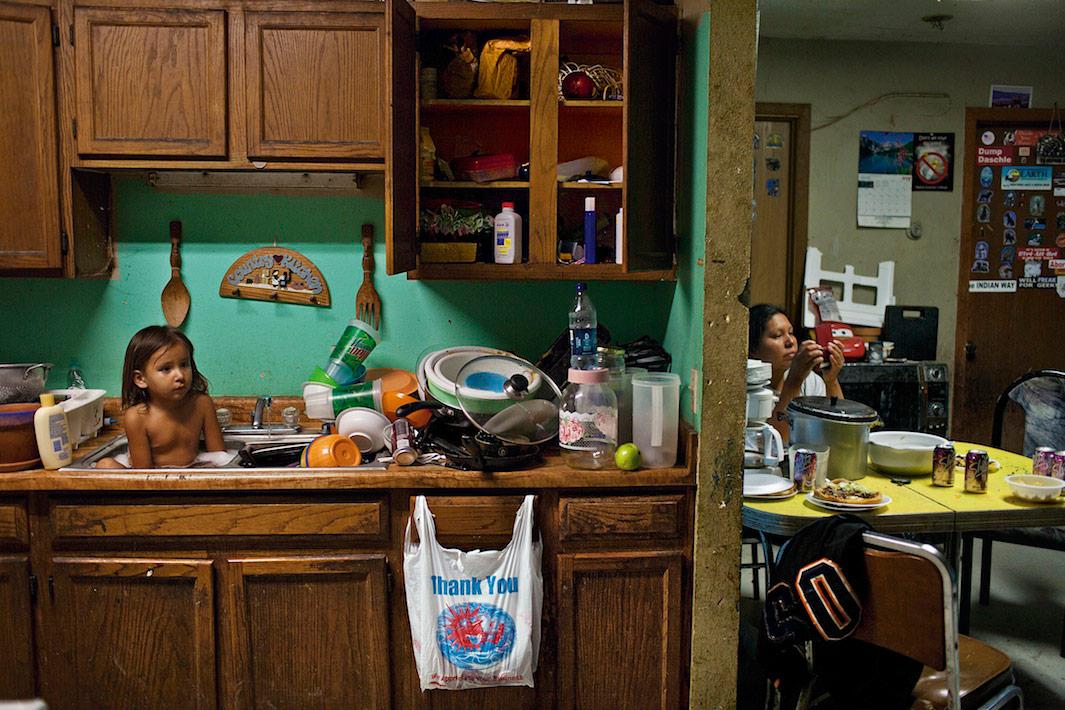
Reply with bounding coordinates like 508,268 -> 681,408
631,373 -> 680,468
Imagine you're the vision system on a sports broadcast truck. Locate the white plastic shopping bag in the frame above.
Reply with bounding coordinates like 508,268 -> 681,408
403,494 -> 542,690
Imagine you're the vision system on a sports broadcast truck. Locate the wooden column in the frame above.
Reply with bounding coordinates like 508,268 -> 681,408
685,0 -> 758,706
529,18 -> 559,265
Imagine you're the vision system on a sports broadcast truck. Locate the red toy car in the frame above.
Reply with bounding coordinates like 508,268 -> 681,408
814,321 -> 866,362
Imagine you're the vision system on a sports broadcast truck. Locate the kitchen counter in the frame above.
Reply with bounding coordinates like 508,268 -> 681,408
0,424 -> 697,491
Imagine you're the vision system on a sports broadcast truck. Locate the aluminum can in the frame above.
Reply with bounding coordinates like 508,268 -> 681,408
932,443 -> 955,487
388,418 -> 418,466
792,448 -> 817,491
964,449 -> 989,493
1052,451 -> 1065,482
1032,446 -> 1056,477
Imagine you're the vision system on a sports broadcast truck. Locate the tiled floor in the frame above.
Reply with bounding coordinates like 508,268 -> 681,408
738,538 -> 1065,708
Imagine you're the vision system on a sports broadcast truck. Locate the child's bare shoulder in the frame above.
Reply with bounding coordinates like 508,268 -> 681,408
122,403 -> 149,428
190,391 -> 216,411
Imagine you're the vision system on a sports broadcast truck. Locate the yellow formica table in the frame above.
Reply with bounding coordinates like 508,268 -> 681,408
743,442 -> 1064,537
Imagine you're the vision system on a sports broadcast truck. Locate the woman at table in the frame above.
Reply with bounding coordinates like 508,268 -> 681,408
749,303 -> 844,441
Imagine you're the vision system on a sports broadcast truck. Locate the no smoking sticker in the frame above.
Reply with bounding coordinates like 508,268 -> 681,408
913,133 -> 954,191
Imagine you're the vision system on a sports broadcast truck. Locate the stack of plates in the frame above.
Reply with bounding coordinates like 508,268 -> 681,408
743,471 -> 797,500
805,493 -> 892,512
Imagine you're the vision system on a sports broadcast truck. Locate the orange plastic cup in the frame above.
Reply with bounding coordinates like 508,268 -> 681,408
302,434 -> 362,468
381,391 -> 432,428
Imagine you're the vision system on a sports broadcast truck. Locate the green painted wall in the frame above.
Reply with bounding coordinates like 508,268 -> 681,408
663,12 -> 709,427
1,179 -> 680,396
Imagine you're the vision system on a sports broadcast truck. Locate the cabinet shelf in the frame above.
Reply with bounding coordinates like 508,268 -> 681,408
411,262 -> 675,281
559,100 -> 624,110
559,181 -> 623,190
422,180 -> 529,189
422,99 -> 530,112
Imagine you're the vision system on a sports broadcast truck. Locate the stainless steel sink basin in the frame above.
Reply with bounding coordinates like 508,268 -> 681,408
62,432 -> 388,471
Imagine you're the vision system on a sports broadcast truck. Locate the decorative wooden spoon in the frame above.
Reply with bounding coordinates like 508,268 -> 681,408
355,223 -> 382,330
161,220 -> 190,327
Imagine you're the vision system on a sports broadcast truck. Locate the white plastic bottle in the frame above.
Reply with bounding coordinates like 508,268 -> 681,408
493,202 -> 523,264
34,393 -> 73,469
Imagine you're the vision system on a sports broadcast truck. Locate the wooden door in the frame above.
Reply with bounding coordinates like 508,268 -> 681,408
245,12 -> 384,160
0,556 -> 34,698
953,107 -> 1065,443
219,555 -> 391,709
557,551 -> 683,709
751,104 -> 810,316
73,7 -> 227,157
0,2 -> 61,270
384,0 -> 417,275
624,0 -> 676,271
46,557 -> 216,709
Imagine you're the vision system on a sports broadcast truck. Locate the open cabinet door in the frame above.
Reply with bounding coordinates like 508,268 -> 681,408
624,0 -> 677,271
385,0 -> 417,275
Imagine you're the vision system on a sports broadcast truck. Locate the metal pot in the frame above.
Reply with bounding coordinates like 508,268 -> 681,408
0,363 -> 52,404
787,396 -> 878,481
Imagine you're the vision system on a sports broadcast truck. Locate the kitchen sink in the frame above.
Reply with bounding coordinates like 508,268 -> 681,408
62,432 -> 388,471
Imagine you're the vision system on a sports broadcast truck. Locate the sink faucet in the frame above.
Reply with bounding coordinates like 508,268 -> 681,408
252,396 -> 272,429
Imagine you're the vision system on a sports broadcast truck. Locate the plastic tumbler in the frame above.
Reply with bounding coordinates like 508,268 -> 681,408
325,319 -> 379,385
631,372 -> 681,468
304,380 -> 382,420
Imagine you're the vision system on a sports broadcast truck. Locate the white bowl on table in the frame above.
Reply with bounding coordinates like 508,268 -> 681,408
868,431 -> 950,475
1005,474 -> 1065,502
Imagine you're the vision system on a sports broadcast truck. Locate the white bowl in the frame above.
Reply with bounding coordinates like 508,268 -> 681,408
1005,474 -> 1065,502
335,407 -> 390,454
868,431 -> 950,475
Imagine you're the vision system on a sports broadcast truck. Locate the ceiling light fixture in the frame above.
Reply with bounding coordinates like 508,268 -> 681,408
921,14 -> 953,31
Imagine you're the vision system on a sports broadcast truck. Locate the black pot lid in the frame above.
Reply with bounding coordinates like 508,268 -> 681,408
787,396 -> 878,423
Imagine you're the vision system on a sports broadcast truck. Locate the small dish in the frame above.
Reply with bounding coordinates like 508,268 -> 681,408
1005,474 -> 1065,502
335,406 -> 391,453
365,368 -> 419,397
805,492 -> 892,511
303,434 -> 362,467
743,472 -> 793,497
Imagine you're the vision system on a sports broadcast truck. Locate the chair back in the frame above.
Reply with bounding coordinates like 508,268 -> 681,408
991,368 -> 1065,451
852,532 -> 961,706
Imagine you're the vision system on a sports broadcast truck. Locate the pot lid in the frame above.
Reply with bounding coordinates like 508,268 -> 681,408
454,354 -> 563,445
787,395 -> 878,423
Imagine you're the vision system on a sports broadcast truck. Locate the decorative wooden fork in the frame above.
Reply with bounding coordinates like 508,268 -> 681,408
355,223 -> 382,330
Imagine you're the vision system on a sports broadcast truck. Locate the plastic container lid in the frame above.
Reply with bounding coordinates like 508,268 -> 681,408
585,196 -> 596,211
502,201 -> 515,209
787,396 -> 878,423
568,367 -> 609,384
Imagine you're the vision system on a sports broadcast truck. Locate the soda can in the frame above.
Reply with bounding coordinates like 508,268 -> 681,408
792,448 -> 817,491
964,449 -> 989,493
932,443 -> 955,487
388,418 -> 418,466
1051,451 -> 1065,483
1032,447 -> 1056,477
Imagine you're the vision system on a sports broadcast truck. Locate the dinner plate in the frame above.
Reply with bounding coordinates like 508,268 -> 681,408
744,472 -> 794,497
805,492 -> 892,512
746,487 -> 798,501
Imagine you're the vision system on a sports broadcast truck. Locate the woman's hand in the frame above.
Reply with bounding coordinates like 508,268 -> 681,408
785,340 -> 825,387
822,340 -> 845,383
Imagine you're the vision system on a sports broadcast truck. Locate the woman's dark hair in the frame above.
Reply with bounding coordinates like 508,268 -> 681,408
748,304 -> 787,356
121,325 -> 209,408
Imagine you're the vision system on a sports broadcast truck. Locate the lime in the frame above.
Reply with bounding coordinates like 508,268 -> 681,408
615,443 -> 642,471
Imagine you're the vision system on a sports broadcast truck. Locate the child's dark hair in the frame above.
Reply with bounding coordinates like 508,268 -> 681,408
748,304 -> 787,355
121,325 -> 209,408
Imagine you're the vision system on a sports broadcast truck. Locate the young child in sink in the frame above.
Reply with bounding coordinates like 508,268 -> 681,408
95,325 -> 225,469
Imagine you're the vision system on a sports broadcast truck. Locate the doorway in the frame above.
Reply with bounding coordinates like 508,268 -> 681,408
751,103 -> 810,319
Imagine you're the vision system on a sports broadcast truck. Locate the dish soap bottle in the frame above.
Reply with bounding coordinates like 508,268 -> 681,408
559,367 -> 617,470
493,202 -> 523,264
34,393 -> 73,469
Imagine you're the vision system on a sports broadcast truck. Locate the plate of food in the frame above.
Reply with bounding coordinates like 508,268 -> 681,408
807,479 -> 891,511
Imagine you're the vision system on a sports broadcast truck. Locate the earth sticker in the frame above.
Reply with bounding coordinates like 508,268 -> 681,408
436,602 -> 516,670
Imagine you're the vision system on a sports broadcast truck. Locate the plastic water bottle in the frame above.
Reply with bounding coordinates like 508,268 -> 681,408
569,282 -> 597,369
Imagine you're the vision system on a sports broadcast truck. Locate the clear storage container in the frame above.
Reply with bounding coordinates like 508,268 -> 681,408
559,367 -> 617,470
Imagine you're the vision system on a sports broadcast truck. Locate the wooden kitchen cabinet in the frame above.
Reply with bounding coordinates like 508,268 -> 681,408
385,0 -> 677,281
45,556 -> 217,709
0,556 -> 35,699
246,11 -> 385,160
73,6 -> 228,158
557,551 -> 684,710
218,555 -> 392,709
0,1 -> 63,271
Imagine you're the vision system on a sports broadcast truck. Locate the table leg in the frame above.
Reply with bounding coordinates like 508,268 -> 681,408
959,533 -> 973,635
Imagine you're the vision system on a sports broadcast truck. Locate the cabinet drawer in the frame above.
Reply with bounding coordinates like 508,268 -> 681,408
0,502 -> 29,546
559,495 -> 684,543
52,500 -> 387,540
409,496 -> 527,546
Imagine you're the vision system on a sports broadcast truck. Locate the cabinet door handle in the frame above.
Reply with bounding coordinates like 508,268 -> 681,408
964,341 -> 976,362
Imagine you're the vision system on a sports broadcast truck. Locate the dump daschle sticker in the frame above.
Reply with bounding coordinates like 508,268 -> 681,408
404,495 -> 543,690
